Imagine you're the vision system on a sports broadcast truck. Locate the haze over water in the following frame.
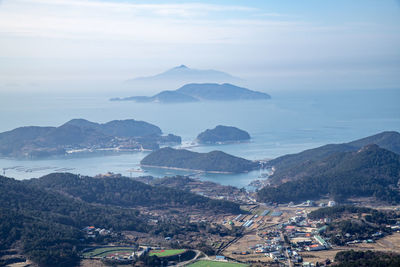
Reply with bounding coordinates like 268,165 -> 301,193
1,88 -> 399,187
1,0 -> 399,187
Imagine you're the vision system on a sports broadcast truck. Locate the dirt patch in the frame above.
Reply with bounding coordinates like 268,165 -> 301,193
300,233 -> 400,264
354,232 -> 400,253
79,259 -> 107,267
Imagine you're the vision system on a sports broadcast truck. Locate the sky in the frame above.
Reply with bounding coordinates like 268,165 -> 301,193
0,0 -> 399,93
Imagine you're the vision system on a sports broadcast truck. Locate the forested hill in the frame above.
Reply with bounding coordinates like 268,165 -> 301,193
268,131 -> 400,183
0,175 -> 148,266
26,172 -> 242,213
334,250 -> 400,267
63,118 -> 162,137
1,173 -> 242,266
257,144 -> 400,204
140,147 -> 259,173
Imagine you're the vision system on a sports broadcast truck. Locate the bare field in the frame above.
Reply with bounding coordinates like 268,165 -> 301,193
80,259 -> 107,267
223,233 -> 270,262
354,232 -> 400,253
6,261 -> 33,267
300,248 -> 348,264
300,233 -> 400,264
228,254 -> 274,263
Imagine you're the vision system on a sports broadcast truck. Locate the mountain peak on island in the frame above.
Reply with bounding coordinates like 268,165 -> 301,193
162,64 -> 195,75
125,65 -> 241,91
174,64 -> 188,69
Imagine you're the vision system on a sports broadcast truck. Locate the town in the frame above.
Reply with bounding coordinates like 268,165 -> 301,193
76,189 -> 400,267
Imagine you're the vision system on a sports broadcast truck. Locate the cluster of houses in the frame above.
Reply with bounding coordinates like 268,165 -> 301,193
287,208 -> 398,248
285,213 -> 332,252
82,226 -> 112,239
256,229 -> 288,262
240,210 -> 333,264
106,252 -> 137,262
288,200 -> 336,208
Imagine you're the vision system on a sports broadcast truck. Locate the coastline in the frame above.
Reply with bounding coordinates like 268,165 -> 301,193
0,148 -> 152,161
140,164 -> 235,174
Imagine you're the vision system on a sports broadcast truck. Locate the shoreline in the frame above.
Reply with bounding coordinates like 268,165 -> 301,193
0,149 -> 151,161
140,164 -> 237,174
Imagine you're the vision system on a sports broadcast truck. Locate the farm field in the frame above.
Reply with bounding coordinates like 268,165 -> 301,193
149,249 -> 186,257
188,260 -> 248,267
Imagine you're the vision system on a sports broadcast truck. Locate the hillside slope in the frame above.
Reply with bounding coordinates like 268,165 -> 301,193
257,145 -> 400,204
0,175 -> 148,266
26,172 -> 241,213
268,131 -> 400,183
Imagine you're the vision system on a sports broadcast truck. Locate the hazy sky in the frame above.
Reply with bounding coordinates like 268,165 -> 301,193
0,0 -> 399,93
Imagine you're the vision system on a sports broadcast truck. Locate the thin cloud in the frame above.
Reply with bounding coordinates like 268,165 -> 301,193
0,0 -> 296,44
15,0 -> 258,17
0,0 -> 398,91
252,12 -> 286,18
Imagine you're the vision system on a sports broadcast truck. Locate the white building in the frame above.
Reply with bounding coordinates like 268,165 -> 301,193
328,201 -> 336,207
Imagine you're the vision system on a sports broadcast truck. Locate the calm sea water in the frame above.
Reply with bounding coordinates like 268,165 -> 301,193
1,88 -> 399,188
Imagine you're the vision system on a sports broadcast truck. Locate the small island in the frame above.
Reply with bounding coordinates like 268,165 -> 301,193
111,83 -> 271,103
197,125 -> 250,144
140,147 -> 259,173
0,119 -> 181,159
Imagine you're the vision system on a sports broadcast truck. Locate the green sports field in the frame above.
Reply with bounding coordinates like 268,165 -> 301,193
148,249 -> 186,257
188,260 -> 248,267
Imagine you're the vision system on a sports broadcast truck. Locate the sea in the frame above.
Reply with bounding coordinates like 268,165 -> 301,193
1,88 -> 399,188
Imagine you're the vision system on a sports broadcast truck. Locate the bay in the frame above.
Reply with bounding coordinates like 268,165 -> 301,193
1,88 -> 399,188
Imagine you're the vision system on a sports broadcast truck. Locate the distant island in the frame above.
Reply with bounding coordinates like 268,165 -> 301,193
140,147 -> 259,173
124,64 -> 242,90
0,119 -> 181,158
197,125 -> 251,144
111,83 -> 271,103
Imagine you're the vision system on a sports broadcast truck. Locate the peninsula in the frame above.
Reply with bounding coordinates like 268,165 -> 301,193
0,119 -> 181,159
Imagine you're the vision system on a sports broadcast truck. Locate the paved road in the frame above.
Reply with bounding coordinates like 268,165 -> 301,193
280,232 -> 293,267
175,250 -> 204,267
